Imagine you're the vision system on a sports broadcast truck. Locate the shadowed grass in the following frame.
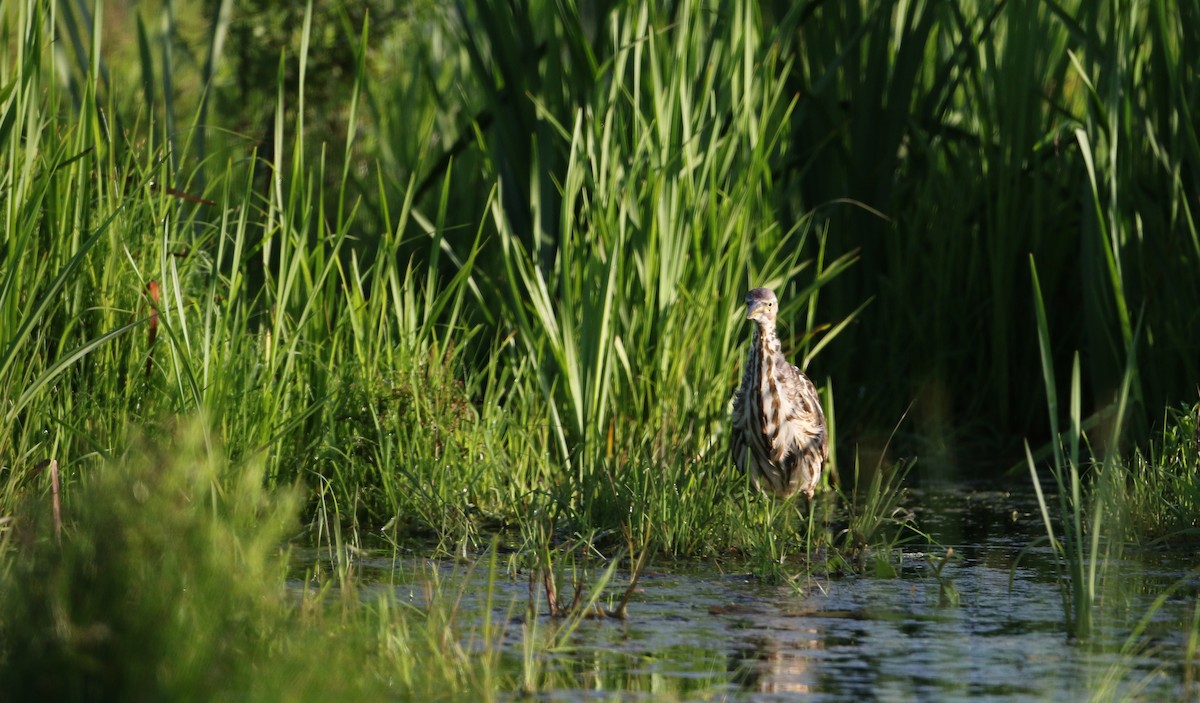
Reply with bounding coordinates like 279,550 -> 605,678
763,0 -> 1200,464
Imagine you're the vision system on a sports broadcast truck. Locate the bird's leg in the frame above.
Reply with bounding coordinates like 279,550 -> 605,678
762,500 -> 783,582
744,486 -> 784,581
766,497 -> 794,569
802,498 -> 817,567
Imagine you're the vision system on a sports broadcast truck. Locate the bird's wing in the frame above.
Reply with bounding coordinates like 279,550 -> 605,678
781,364 -> 822,418
781,364 -> 829,457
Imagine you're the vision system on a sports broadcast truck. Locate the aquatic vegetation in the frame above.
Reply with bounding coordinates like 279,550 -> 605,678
1026,261 -> 1103,639
927,548 -> 961,608
836,454 -> 919,577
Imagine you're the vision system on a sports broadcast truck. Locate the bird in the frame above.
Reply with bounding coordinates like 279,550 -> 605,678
730,287 -> 829,500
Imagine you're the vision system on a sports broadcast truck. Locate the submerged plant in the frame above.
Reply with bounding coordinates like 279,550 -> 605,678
927,548 -> 961,608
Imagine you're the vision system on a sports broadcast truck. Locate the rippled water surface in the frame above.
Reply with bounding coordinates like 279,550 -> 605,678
307,484 -> 1200,701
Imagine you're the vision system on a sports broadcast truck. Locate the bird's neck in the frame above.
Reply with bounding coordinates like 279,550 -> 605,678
753,322 -> 781,357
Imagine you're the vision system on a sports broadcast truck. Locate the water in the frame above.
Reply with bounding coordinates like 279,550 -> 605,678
304,483 -> 1200,701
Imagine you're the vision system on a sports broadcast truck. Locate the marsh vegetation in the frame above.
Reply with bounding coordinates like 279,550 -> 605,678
1,0 -> 1199,699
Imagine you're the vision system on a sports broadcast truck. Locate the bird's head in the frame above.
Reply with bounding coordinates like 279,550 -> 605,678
744,287 -> 778,325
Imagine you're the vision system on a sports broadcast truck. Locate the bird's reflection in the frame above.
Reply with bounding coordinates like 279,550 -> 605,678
729,630 -> 825,694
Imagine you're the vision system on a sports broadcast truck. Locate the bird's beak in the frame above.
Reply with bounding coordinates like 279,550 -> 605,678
745,298 -> 762,320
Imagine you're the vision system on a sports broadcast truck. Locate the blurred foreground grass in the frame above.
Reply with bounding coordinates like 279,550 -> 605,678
0,422 -> 475,700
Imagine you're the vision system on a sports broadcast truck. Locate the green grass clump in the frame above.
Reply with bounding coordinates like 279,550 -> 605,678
0,420 -> 528,701
0,422 -> 350,700
1121,402 -> 1200,541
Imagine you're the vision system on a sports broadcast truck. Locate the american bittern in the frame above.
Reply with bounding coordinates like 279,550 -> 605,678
730,287 -> 829,499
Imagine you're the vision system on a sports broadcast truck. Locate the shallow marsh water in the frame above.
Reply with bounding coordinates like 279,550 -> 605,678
302,483 -> 1200,701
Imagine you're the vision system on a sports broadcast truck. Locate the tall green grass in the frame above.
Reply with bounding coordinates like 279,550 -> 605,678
1027,252 -> 1200,643
0,0 -> 871,565
1026,260 -> 1101,639
0,0 -> 480,536
1025,257 -> 1138,639
479,0 -> 862,544
766,0 -> 1200,463
13,0 -> 1195,496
